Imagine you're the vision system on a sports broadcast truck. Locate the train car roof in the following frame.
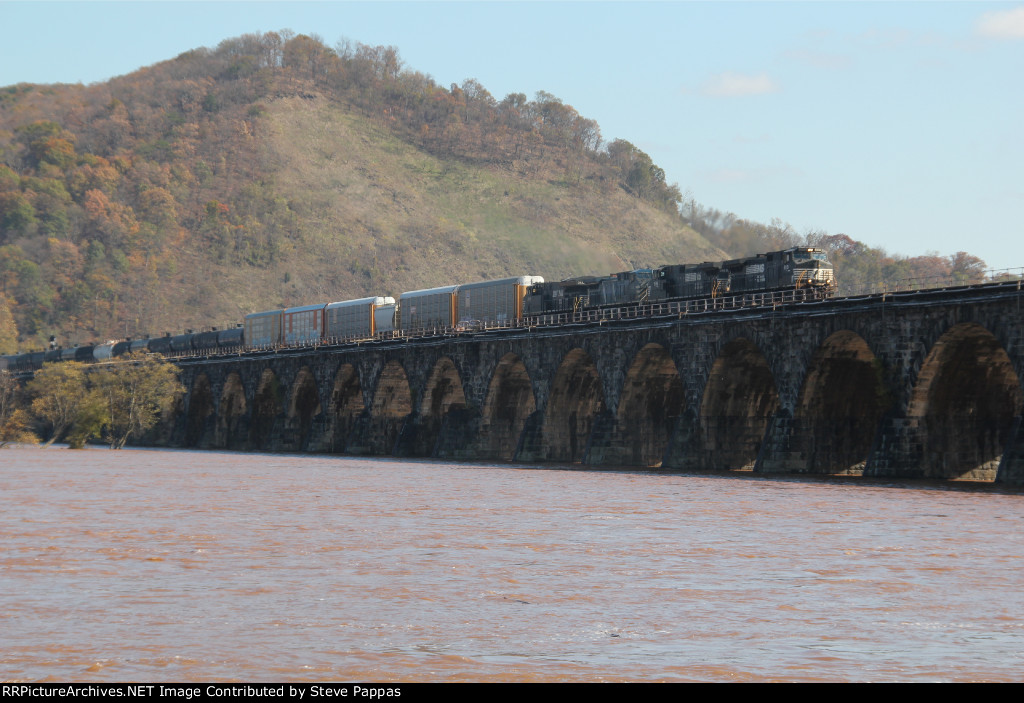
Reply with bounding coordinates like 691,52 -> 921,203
721,255 -> 766,267
400,284 -> 459,298
245,309 -> 284,319
457,275 -> 544,290
326,296 -> 396,309
283,303 -> 328,314
557,275 -> 602,285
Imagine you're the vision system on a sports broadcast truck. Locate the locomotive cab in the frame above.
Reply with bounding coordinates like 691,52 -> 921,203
786,247 -> 836,293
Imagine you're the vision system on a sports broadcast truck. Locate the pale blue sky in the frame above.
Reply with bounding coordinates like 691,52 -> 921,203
1,1 -> 1021,268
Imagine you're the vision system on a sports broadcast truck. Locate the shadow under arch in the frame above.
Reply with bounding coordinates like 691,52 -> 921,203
542,347 -> 606,463
285,366 -> 323,452
793,330 -> 890,474
907,322 -> 1022,480
368,360 -> 413,455
479,352 -> 536,460
610,343 -> 685,466
413,356 -> 468,456
330,363 -> 364,453
699,337 -> 779,470
216,372 -> 247,449
184,373 -> 214,448
250,368 -> 284,451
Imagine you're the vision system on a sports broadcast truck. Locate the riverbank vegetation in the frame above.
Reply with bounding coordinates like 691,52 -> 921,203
1,354 -> 181,448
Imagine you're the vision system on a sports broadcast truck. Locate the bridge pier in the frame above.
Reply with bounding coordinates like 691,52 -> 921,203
335,410 -> 370,454
433,407 -> 483,460
996,416 -> 1024,484
513,410 -> 546,463
756,409 -> 802,474
394,408 -> 483,459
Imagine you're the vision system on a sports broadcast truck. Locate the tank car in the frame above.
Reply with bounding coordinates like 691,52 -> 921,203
217,327 -> 244,352
170,332 -> 197,354
147,334 -> 173,355
192,330 -> 221,353
93,342 -> 117,361
12,351 -> 46,371
73,345 -> 95,363
94,340 -> 133,361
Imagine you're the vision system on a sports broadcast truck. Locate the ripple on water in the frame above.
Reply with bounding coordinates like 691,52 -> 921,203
1,446 -> 1022,682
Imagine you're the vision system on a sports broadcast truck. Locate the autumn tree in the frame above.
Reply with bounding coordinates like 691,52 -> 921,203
0,370 -> 35,446
26,362 -> 93,446
949,252 -> 987,283
92,353 -> 183,449
0,190 -> 36,237
0,292 -> 17,354
15,121 -> 76,171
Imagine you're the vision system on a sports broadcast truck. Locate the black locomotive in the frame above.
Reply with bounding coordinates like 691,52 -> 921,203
525,246 -> 835,314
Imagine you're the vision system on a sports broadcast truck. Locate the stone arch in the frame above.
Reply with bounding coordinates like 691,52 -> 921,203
216,372 -> 247,449
479,353 -> 536,460
700,337 -> 779,470
907,322 -> 1023,480
250,368 -> 284,451
413,356 -> 468,456
794,330 -> 890,474
286,366 -> 323,452
184,373 -> 214,448
421,357 -> 467,416
612,343 -> 686,466
330,363 -> 364,452
368,360 -> 413,455
542,347 -> 606,463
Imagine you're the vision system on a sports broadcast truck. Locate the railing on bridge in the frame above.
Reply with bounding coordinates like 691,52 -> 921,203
144,271 -> 1024,362
840,266 -> 1024,297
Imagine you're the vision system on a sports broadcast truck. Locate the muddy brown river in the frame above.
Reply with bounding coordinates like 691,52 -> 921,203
1,446 -> 1021,682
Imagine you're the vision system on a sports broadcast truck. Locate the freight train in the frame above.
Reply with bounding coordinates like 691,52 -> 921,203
1,247 -> 834,371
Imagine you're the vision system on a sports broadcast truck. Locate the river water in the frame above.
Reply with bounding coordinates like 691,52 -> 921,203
1,445 -> 1022,682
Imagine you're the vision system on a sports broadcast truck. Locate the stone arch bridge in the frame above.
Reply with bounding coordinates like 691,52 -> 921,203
166,283 -> 1024,484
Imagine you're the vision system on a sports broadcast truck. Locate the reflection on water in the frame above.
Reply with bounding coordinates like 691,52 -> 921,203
1,445 -> 1022,682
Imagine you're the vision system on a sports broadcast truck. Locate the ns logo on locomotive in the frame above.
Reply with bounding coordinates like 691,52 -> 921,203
1,247 -> 835,371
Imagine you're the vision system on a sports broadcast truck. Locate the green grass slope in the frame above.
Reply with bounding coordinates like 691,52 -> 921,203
257,95 -> 723,305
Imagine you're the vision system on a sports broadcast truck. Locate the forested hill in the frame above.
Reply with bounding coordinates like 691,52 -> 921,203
0,31 -> 990,355
0,31 -> 723,353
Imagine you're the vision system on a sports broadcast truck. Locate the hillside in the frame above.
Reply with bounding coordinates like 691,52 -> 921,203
0,32 -> 721,352
260,96 -> 718,295
0,31 -> 990,355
